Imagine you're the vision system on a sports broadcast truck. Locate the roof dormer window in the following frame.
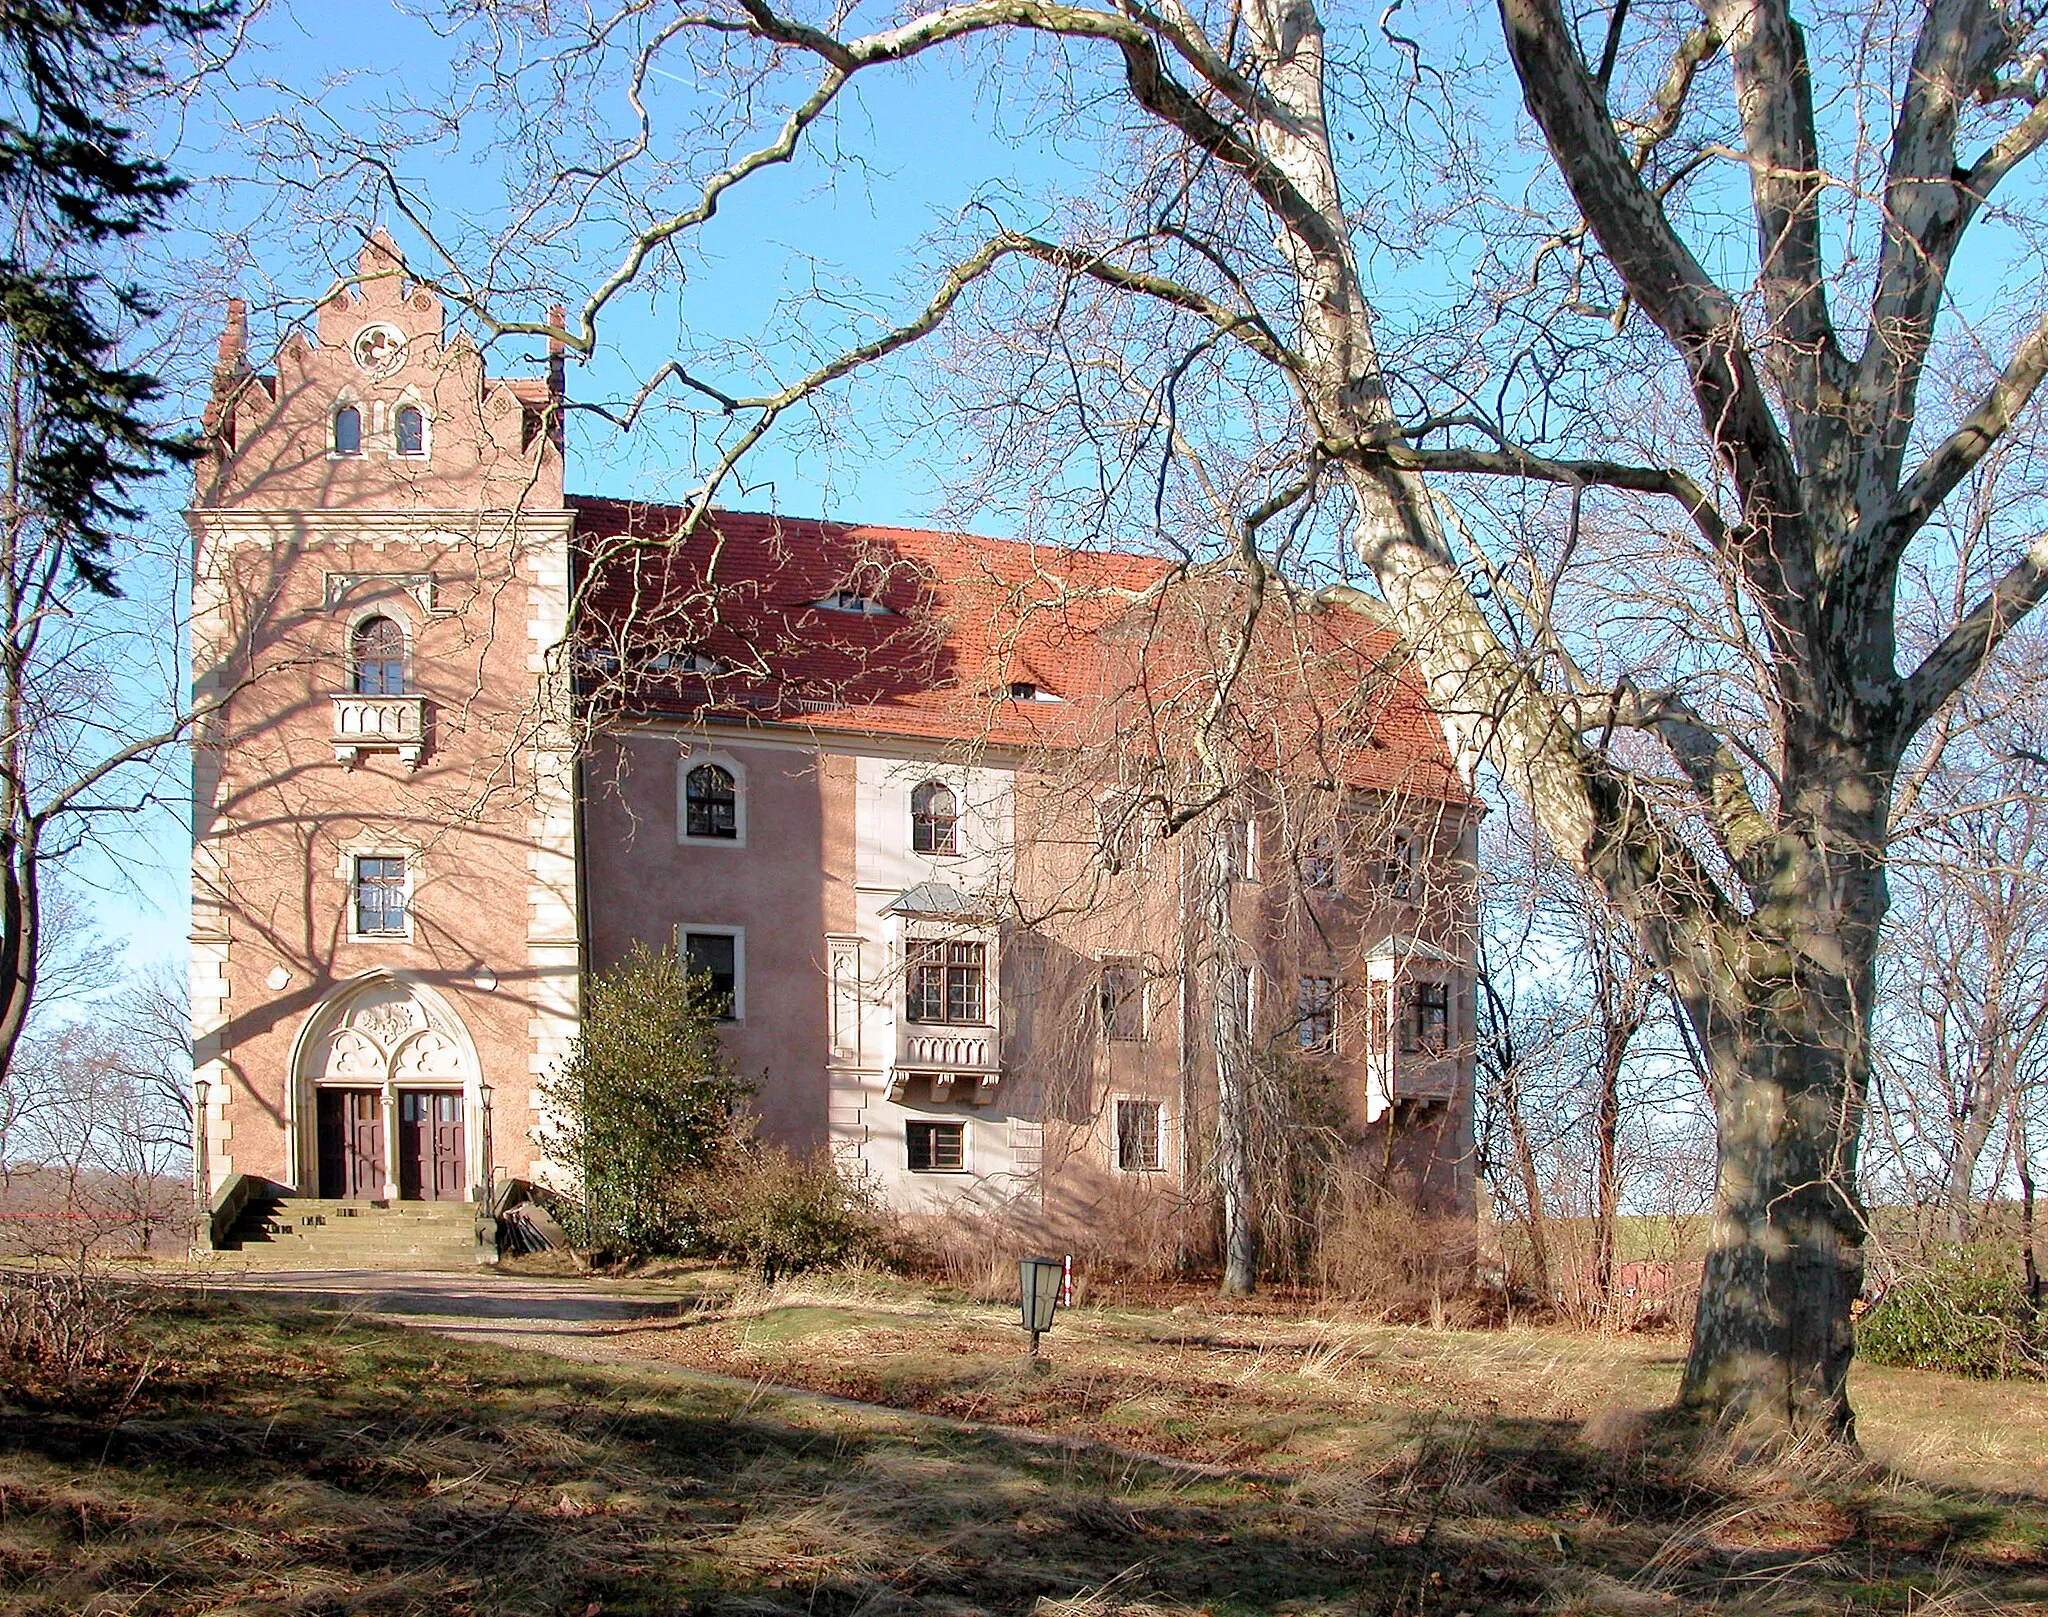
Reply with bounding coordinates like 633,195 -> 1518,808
814,589 -> 892,616
1008,680 -> 1063,701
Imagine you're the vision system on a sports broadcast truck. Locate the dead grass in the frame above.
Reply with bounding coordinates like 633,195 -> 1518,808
0,1292 -> 2042,1615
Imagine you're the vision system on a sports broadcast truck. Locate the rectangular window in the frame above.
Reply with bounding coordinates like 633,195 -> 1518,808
1383,830 -> 1417,897
684,930 -> 739,1019
907,1120 -> 965,1172
1099,959 -> 1145,1042
1115,1099 -> 1163,1172
1409,980 -> 1450,1055
1304,834 -> 1339,889
1297,975 -> 1337,1053
353,856 -> 408,936
907,940 -> 985,1024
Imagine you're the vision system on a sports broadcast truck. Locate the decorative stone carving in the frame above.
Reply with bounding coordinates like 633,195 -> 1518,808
302,976 -> 479,1092
351,323 -> 408,378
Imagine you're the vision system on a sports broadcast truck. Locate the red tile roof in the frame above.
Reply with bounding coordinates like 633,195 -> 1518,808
568,499 -> 1470,804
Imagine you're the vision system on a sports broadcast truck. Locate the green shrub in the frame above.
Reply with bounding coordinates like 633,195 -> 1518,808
691,1148 -> 882,1282
537,944 -> 753,1255
1857,1245 -> 2047,1379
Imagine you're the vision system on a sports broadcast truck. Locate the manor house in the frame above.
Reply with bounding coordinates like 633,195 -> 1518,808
188,234 -> 1479,1261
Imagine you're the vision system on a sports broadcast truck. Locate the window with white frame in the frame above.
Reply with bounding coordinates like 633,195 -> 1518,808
351,614 -> 406,695
911,780 -> 959,855
678,753 -> 746,845
332,404 -> 362,456
395,404 -> 426,457
907,939 -> 985,1024
685,763 -> 738,839
1115,1099 -> 1164,1172
1405,980 -> 1450,1055
682,928 -> 743,1019
352,855 -> 409,937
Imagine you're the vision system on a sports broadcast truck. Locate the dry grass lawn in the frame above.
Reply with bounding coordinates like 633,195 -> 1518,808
0,1286 -> 2042,1615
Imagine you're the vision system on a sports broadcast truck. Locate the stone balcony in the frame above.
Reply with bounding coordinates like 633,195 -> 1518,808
332,694 -> 426,770
889,1024 -> 1001,1105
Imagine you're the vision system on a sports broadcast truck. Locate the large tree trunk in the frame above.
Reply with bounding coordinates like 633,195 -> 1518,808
1208,824 -> 1258,1296
1673,860 -> 1877,1436
1592,1044 -> 1622,1323
1505,1066 -> 1552,1299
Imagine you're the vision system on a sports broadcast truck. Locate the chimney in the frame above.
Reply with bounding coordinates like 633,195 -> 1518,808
216,297 -> 247,372
546,303 -> 567,451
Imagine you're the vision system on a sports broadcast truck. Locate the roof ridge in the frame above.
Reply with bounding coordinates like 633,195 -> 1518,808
566,495 -> 1172,573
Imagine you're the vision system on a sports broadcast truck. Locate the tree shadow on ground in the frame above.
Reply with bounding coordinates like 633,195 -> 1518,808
0,1300 -> 2038,1616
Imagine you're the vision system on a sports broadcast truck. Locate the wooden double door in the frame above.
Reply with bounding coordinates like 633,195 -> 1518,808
316,1088 -> 466,1201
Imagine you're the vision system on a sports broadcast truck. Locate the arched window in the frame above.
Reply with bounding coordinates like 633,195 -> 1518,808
911,780 -> 958,855
351,615 -> 406,696
333,405 -> 362,456
684,763 -> 738,839
395,404 -> 424,456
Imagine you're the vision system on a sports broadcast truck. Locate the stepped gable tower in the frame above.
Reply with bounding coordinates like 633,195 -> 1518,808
189,229 -> 578,1212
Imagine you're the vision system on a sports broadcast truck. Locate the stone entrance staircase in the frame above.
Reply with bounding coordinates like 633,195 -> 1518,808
212,1193 -> 482,1270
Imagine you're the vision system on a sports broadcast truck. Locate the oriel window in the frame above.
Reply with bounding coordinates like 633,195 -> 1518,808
1408,980 -> 1450,1055
685,763 -> 738,839
907,939 -> 984,1024
351,615 -> 406,695
911,780 -> 958,855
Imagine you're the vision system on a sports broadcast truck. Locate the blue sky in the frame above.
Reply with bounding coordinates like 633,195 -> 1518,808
82,0 -> 1100,974
73,0 -> 2048,986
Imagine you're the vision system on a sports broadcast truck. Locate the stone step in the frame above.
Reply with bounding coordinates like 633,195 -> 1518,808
215,1196 -> 485,1271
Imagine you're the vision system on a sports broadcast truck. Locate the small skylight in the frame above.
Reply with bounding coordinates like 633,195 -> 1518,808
814,589 -> 893,616
1008,680 -> 1063,702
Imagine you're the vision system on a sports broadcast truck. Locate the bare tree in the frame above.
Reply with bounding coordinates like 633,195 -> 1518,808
262,0 -> 2048,1436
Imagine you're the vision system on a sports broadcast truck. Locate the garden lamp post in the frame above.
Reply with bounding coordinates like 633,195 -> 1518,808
1019,1255 -> 1063,1363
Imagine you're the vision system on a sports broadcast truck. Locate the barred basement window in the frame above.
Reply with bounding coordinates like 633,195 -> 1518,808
1115,1099 -> 1163,1172
907,1120 -> 965,1172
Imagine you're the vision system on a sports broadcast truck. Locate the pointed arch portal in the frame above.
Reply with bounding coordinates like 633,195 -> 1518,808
287,972 -> 489,1201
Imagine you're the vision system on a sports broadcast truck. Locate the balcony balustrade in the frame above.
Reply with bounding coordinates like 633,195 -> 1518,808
332,693 -> 427,770
889,1023 -> 1001,1105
